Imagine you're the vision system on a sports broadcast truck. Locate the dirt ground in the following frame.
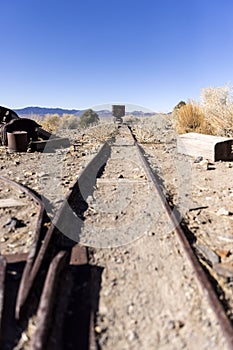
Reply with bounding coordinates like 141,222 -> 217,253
0,117 -> 232,349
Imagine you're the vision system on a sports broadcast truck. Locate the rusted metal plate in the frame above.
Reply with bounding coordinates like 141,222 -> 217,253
0,261 -> 26,349
70,244 -> 88,265
36,127 -> 54,140
0,256 -> 6,331
177,132 -> 233,161
0,106 -> 19,124
4,253 -> 28,264
30,251 -> 67,350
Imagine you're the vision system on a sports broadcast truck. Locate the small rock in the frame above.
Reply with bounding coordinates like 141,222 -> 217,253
38,172 -> 49,177
215,249 -> 230,259
95,326 -> 102,334
147,231 -> 155,236
126,330 -> 138,341
3,217 -> 25,232
195,244 -> 220,266
216,208 -> 230,216
199,159 -> 209,170
166,320 -> 184,330
213,263 -> 233,278
194,156 -> 203,163
127,304 -> 134,314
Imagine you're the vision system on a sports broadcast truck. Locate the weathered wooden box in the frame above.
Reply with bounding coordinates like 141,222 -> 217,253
177,132 -> 233,162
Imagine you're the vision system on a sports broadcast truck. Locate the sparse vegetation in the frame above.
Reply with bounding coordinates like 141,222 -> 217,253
41,113 -> 61,132
39,113 -> 79,132
132,114 -> 173,143
59,114 -> 79,130
174,85 -> 233,136
201,85 -> 233,137
174,103 -> 213,135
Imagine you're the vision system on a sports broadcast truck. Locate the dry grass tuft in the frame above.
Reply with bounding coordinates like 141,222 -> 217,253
132,126 -> 158,143
175,103 -> 214,135
201,85 -> 233,137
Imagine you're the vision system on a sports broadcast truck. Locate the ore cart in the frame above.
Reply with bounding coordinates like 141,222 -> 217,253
112,105 -> 125,124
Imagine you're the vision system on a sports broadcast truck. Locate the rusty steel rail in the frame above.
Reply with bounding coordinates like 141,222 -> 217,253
15,141 -> 111,319
127,125 -> 233,349
0,256 -> 6,331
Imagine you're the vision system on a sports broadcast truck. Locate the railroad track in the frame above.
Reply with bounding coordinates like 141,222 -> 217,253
0,124 -> 232,349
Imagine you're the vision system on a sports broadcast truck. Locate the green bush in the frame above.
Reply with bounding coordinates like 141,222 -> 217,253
173,101 -> 186,114
79,109 -> 99,128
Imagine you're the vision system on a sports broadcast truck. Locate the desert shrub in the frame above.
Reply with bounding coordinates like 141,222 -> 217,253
79,109 -> 99,128
133,114 -> 173,143
59,114 -> 79,129
175,103 -> 213,134
201,85 -> 233,136
40,113 -> 80,132
41,113 -> 60,132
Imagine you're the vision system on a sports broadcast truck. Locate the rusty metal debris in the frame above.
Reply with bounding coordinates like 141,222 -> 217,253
0,256 -> 6,330
30,251 -> 68,350
0,106 -> 70,152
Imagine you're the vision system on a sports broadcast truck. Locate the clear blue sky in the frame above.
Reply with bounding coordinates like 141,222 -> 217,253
1,0 -> 233,112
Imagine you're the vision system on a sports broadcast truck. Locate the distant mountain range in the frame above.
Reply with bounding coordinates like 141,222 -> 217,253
14,106 -> 82,116
14,106 -> 156,118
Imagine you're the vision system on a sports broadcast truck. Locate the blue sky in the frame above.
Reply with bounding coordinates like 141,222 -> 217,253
0,0 -> 233,112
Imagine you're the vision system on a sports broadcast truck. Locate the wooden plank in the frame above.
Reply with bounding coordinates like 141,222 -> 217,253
177,132 -> 233,161
0,198 -> 26,208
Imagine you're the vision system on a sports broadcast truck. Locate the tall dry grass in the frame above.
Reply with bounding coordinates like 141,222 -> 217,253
175,103 -> 214,134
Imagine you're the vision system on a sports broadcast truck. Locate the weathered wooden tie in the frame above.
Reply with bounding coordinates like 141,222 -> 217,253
177,132 -> 233,161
